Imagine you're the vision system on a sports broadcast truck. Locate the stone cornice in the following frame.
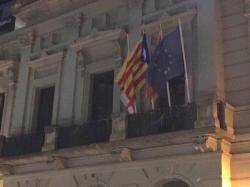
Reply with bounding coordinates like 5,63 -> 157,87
0,61 -> 19,85
27,52 -> 64,69
15,0 -> 125,28
72,29 -> 126,51
4,151 -> 221,181
0,127 -> 216,173
0,61 -> 16,71
141,9 -> 196,34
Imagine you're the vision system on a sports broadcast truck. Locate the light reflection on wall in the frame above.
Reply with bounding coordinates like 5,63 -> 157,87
222,154 -> 231,187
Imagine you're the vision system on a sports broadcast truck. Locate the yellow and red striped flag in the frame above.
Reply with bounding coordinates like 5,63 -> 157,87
115,37 -> 148,113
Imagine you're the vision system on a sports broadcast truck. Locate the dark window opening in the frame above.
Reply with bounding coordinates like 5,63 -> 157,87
0,10 -> 3,20
90,71 -> 114,121
157,74 -> 185,108
217,101 -> 226,130
0,93 -> 5,130
162,180 -> 190,187
34,86 -> 55,132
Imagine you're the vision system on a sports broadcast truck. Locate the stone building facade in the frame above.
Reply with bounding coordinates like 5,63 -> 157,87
0,0 -> 249,186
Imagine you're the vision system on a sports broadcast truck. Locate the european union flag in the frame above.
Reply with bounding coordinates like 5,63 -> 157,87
148,28 -> 184,97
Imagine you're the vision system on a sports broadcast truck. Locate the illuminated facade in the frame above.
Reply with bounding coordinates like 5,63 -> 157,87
0,0 -> 249,187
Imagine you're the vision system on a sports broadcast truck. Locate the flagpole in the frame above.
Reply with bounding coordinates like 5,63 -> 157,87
160,23 -> 172,108
166,82 -> 172,107
178,19 -> 191,103
151,99 -> 155,110
126,33 -> 130,55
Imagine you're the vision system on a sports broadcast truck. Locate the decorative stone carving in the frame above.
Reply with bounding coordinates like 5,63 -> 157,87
119,147 -> 133,161
18,31 -> 35,47
65,14 -> 82,28
196,94 -> 220,128
7,66 -> 18,85
77,50 -> 88,70
193,135 -> 211,153
0,164 -> 13,176
47,155 -> 67,170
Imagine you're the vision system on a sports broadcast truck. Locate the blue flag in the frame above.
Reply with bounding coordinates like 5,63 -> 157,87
148,28 -> 184,97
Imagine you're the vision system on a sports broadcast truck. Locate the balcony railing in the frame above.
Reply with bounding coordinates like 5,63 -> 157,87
0,104 -> 196,157
57,119 -> 112,149
127,103 -> 196,138
1,132 -> 44,157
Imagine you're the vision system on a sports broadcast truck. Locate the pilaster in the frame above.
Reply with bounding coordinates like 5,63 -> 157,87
58,47 -> 77,126
56,15 -> 82,126
2,66 -> 18,137
10,32 -> 34,135
195,0 -> 225,129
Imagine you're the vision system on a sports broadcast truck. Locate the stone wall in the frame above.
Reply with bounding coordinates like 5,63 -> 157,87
3,152 -> 222,187
222,0 -> 250,107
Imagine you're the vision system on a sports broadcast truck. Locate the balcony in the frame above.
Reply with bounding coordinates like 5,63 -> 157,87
0,132 -> 44,157
57,119 -> 112,149
127,103 -> 196,138
0,104 -> 196,157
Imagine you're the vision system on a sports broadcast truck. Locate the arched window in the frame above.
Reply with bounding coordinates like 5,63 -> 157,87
155,179 -> 191,187
163,180 -> 190,187
88,185 -> 105,187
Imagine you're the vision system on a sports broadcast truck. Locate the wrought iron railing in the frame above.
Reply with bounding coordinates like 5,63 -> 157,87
127,103 -> 196,138
57,119 -> 112,149
1,132 -> 44,157
0,104 -> 196,157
